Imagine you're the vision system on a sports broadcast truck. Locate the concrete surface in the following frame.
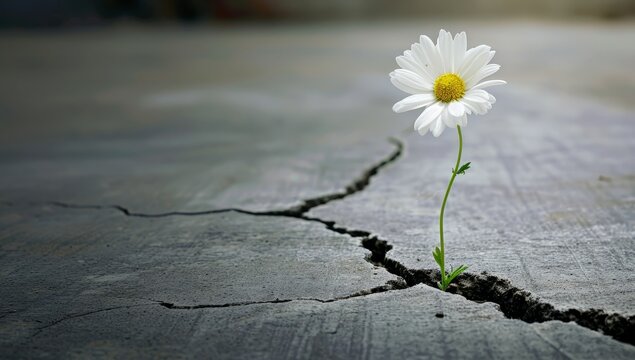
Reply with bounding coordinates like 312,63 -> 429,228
309,87 -> 635,314
0,19 -> 634,358
5,285 -> 635,359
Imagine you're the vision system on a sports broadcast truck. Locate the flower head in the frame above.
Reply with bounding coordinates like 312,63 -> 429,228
390,30 -> 506,137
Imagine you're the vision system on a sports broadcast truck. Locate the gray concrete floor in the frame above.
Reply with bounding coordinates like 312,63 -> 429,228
0,19 -> 634,358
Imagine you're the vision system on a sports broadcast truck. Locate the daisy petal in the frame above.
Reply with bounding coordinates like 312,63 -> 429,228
418,123 -> 432,136
437,30 -> 453,73
392,93 -> 436,113
390,72 -> 428,95
392,69 -> 432,91
471,79 -> 507,90
390,32 -> 505,134
448,101 -> 466,117
408,44 -> 437,82
464,88 -> 491,101
460,99 -> 481,115
396,53 -> 434,83
464,100 -> 488,115
462,89 -> 494,115
453,32 -> 467,73
466,64 -> 500,88
431,117 -> 446,137
414,101 -> 443,131
457,45 -> 489,76
390,76 -> 418,94
418,35 -> 444,77
459,46 -> 493,80
395,54 -> 419,73
457,114 -> 468,127
442,108 -> 458,128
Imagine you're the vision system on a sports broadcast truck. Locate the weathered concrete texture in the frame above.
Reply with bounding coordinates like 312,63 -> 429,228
0,127 -> 397,214
0,205 -> 395,348
4,286 -> 634,359
1,20 -> 634,358
310,87 -> 635,315
0,25 -> 402,214
2,21 -> 635,214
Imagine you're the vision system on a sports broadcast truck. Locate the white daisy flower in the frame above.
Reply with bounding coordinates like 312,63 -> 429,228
390,29 -> 506,137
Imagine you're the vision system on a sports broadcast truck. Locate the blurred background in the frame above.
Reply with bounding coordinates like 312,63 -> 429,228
0,0 -> 633,211
1,0 -> 635,26
2,3 -> 635,357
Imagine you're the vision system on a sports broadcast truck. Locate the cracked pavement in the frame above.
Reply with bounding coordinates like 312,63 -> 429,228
1,20 -> 635,358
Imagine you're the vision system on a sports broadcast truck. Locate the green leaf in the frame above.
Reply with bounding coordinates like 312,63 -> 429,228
432,246 -> 443,268
446,264 -> 469,284
453,162 -> 471,175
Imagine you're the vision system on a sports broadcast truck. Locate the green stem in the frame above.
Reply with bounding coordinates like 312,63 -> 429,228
438,126 -> 463,291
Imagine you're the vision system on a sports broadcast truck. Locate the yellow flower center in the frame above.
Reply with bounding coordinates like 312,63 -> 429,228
433,73 -> 465,103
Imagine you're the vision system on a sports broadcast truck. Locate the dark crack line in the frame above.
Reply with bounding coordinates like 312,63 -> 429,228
31,303 -> 151,337
303,216 -> 635,346
159,298 -> 293,309
30,283 -> 407,335
157,281 -> 407,310
44,201 -> 260,218
265,137 -> 403,216
7,135 -> 633,346
9,137 -> 403,219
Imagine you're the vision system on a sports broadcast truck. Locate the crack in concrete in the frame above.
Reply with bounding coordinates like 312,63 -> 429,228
30,282 -> 407,335
6,136 -> 634,346
157,280 -> 407,309
343,225 -> 635,346
31,303 -> 151,337
234,204 -> 635,346
283,211 -> 635,345
15,137 -> 403,219
44,201 -> 257,218
265,137 -> 403,216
